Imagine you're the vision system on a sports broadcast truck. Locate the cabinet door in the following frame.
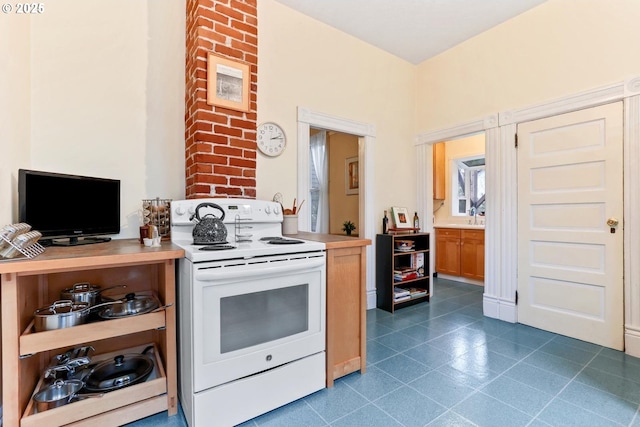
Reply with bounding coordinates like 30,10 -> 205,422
433,142 -> 446,200
460,230 -> 485,280
435,229 -> 460,276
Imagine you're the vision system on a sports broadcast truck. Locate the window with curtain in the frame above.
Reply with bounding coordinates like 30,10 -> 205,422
309,131 -> 328,233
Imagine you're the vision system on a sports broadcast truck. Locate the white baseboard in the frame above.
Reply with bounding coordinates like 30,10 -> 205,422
625,326 -> 640,357
483,294 -> 517,323
367,290 -> 377,310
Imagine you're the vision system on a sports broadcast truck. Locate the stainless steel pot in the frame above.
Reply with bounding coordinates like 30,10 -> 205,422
34,300 -> 119,332
190,202 -> 227,244
97,292 -> 161,319
83,346 -> 154,393
33,379 -> 102,412
60,283 -> 127,306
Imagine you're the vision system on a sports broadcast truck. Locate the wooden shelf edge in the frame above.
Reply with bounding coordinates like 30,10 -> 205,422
63,395 -> 169,427
20,311 -> 166,356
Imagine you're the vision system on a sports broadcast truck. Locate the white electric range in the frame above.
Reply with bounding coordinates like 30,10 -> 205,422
171,198 -> 326,427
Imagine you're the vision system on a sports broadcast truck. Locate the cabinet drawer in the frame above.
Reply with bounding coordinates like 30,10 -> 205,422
436,228 -> 461,238
461,229 -> 484,240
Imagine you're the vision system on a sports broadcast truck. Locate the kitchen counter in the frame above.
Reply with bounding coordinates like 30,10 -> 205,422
286,231 -> 371,387
433,223 -> 485,229
289,231 -> 372,248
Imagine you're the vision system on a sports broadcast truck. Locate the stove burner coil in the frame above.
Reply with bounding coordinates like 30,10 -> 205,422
267,239 -> 304,245
199,245 -> 236,251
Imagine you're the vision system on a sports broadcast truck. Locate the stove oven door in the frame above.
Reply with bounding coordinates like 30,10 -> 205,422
191,253 -> 326,392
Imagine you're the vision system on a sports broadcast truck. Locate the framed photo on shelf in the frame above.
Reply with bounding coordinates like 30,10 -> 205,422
207,53 -> 250,112
391,206 -> 411,229
345,156 -> 359,195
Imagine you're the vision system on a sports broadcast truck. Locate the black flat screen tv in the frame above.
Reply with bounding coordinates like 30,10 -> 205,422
19,169 -> 121,246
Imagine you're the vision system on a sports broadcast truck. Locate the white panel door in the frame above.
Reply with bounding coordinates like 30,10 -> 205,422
517,102 -> 624,349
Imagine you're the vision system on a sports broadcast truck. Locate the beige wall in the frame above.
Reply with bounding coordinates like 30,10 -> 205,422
257,0 -> 418,224
0,15 -> 31,226
433,134 -> 485,224
416,0 -> 640,131
327,132 -> 359,234
1,0 -> 186,238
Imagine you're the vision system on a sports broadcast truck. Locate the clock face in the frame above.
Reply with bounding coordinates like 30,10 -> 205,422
257,122 -> 286,157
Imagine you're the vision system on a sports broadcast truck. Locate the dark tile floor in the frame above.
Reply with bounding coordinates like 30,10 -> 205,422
126,278 -> 640,427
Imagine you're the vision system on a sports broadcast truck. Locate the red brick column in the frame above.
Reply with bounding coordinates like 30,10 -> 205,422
185,0 -> 257,199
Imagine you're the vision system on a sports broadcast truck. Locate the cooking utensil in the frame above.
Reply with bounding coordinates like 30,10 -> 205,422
34,300 -> 119,332
190,202 -> 227,244
45,346 -> 94,380
33,379 -> 103,412
97,292 -> 164,319
83,346 -> 155,393
60,283 -> 127,306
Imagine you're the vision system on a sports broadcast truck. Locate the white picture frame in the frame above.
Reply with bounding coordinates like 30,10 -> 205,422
391,206 -> 411,229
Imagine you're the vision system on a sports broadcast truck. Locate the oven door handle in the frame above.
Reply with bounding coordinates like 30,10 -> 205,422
195,258 -> 326,281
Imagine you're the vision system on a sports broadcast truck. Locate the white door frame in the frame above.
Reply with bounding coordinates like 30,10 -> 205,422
296,107 -> 378,309
416,76 -> 640,356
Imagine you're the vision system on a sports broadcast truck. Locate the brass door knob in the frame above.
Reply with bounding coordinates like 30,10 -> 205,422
606,218 -> 619,227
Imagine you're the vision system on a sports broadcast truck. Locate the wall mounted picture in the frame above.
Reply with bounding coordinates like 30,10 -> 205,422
345,156 -> 359,195
207,53 -> 250,112
391,206 -> 411,229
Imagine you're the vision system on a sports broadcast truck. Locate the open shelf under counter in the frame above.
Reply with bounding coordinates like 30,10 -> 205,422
0,239 -> 184,427
20,311 -> 167,357
21,343 -> 167,427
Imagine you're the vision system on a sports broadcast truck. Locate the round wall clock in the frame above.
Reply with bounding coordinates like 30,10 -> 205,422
257,122 -> 286,157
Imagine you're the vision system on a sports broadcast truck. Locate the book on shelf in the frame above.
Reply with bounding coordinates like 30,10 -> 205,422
394,287 -> 410,298
394,295 -> 411,302
411,252 -> 425,277
394,271 -> 418,282
407,287 -> 427,298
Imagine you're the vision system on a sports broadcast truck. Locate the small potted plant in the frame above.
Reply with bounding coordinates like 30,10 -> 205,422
342,220 -> 356,236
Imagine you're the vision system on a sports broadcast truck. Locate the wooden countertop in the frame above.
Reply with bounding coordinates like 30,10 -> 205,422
433,224 -> 485,230
287,232 -> 371,250
0,239 -> 185,275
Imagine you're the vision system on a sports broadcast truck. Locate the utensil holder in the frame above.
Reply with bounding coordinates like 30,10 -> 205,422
282,215 -> 298,235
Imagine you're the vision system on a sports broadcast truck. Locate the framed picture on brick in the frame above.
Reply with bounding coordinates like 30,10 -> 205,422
207,53 -> 250,112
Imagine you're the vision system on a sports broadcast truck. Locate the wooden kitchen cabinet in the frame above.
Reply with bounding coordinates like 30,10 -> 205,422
435,228 -> 461,276
0,240 -> 184,427
293,232 -> 371,388
460,229 -> 485,280
435,228 -> 485,281
433,142 -> 446,200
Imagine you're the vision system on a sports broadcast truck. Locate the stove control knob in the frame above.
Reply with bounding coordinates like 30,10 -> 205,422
175,206 -> 186,216
187,206 -> 196,216
273,205 -> 280,215
265,205 -> 271,214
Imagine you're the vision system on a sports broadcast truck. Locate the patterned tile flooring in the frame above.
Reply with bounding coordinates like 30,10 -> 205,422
126,278 -> 640,427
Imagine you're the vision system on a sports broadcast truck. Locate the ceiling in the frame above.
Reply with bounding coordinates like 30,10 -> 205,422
272,0 -> 548,64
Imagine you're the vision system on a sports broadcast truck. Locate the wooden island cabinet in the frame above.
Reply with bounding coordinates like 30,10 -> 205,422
291,232 -> 371,387
0,239 -> 184,427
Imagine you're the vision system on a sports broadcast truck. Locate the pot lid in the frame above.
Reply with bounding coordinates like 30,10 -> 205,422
84,348 -> 154,392
61,282 -> 101,295
34,379 -> 84,402
35,300 -> 89,316
98,293 -> 159,319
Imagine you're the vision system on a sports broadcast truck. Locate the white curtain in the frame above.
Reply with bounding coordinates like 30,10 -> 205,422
310,131 -> 329,233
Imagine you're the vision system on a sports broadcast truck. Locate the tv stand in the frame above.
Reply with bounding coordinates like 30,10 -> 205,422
50,236 -> 112,246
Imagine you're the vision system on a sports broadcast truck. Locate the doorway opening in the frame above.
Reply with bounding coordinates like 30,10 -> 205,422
309,129 -> 360,235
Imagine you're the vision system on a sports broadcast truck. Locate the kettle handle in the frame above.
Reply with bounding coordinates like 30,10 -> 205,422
191,203 -> 226,222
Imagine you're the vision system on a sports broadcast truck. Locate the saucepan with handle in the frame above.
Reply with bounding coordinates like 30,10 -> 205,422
33,300 -> 120,332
